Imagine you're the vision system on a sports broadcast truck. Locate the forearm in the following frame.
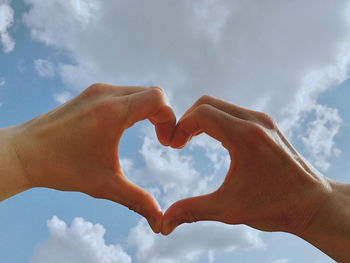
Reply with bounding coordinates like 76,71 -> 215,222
0,127 -> 30,201
297,181 -> 350,262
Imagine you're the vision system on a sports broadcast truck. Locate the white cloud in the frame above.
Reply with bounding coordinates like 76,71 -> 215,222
271,259 -> 289,263
31,216 -> 131,263
119,158 -> 134,175
301,105 -> 343,171
54,91 -> 73,104
127,127 -> 224,208
0,76 -> 5,86
34,59 -> 55,77
32,214 -> 262,263
128,219 -> 263,263
189,134 -> 230,173
0,2 -> 15,53
0,76 -> 4,108
23,0 -> 350,169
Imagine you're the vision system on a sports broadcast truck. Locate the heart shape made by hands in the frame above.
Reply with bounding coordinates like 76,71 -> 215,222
15,84 -> 323,239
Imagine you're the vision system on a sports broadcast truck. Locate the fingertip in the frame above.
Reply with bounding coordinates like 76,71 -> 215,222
155,120 -> 176,146
147,209 -> 163,234
169,126 -> 191,148
161,225 -> 176,236
150,103 -> 176,146
112,178 -> 164,233
141,190 -> 163,233
161,217 -> 178,236
161,204 -> 183,235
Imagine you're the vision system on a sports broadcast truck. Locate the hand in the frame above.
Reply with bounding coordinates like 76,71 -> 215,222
161,95 -> 332,236
8,84 -> 176,233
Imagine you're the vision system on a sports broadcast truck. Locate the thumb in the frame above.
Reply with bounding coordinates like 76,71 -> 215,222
104,175 -> 163,234
162,193 -> 221,235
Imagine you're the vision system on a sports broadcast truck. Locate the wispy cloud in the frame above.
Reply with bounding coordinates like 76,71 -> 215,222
54,91 -> 73,104
0,76 -> 5,108
34,59 -> 55,78
0,76 -> 5,86
0,2 -> 15,53
126,126 -> 227,208
301,105 -> 343,171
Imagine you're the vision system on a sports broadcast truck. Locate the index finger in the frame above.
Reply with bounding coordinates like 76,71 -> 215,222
170,104 -> 247,149
124,87 -> 176,146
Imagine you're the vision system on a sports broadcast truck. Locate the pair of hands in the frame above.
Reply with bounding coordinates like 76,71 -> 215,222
8,84 -> 332,236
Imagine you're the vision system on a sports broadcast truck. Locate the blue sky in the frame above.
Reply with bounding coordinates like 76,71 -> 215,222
1,0 -> 350,262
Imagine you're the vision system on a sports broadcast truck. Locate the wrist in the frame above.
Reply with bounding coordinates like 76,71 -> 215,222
295,180 -> 350,262
273,166 -> 333,236
0,126 -> 31,200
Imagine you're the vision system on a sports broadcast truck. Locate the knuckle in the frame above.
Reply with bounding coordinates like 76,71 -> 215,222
194,103 -> 213,116
152,86 -> 164,93
253,111 -> 277,130
129,87 -> 164,113
82,83 -> 119,99
84,83 -> 105,96
196,94 -> 214,106
149,87 -> 165,103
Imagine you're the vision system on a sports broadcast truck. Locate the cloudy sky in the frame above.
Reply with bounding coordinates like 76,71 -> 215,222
1,0 -> 350,262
